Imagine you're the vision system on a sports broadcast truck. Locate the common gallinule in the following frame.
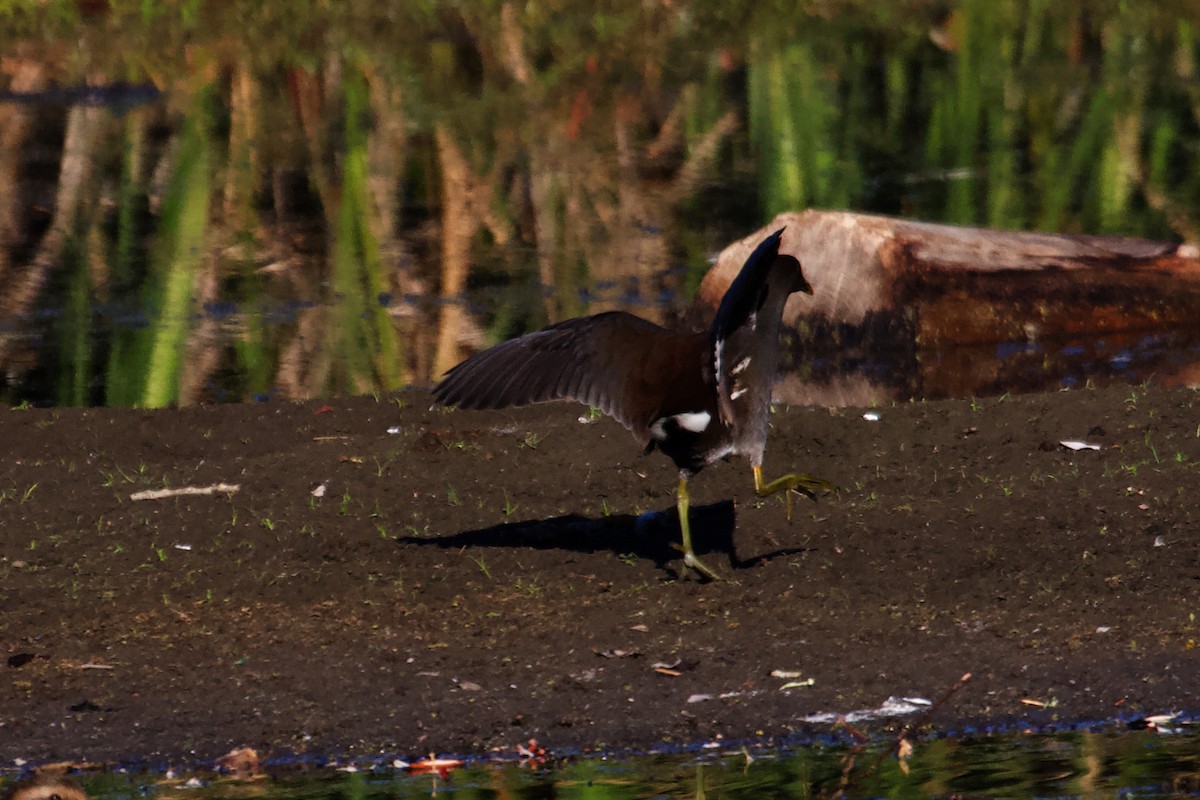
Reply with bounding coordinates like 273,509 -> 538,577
433,228 -> 834,579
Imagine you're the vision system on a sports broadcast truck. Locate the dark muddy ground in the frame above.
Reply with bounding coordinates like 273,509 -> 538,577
1,383 -> 1197,767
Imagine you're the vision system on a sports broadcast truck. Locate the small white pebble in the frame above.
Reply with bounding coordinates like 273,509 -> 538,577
386,426 -> 402,435
863,411 -> 881,422
1154,536 -> 1166,547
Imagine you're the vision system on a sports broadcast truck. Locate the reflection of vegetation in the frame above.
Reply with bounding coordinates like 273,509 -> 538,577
57,237 -> 91,406
327,69 -> 402,395
750,39 -> 859,215
139,91 -> 213,407
0,3 -> 1197,406
29,728 -> 1200,799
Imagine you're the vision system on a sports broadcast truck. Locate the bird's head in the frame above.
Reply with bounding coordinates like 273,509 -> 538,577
774,254 -> 813,297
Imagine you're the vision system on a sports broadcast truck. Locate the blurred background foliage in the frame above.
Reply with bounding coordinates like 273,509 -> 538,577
0,0 -> 1198,406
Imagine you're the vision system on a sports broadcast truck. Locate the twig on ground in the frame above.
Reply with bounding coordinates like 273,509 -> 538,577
130,483 -> 241,501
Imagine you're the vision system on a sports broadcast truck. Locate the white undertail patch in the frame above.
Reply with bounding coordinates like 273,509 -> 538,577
650,410 -> 713,440
675,411 -> 713,432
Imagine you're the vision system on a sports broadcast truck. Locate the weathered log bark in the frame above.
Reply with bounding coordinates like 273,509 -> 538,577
703,210 -> 1200,340
702,211 -> 1200,402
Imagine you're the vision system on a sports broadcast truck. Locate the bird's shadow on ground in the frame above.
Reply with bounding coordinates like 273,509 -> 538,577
396,501 -> 813,578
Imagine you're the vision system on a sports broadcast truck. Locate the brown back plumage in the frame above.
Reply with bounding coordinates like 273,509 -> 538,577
433,311 -> 703,445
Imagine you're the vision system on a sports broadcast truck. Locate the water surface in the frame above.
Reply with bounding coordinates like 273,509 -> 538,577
45,728 -> 1200,800
2,3 -> 1200,406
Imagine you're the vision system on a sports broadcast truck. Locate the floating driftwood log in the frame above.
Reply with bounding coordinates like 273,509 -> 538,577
703,211 -> 1200,401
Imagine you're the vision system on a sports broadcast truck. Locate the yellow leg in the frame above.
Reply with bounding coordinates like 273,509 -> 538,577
674,477 -> 721,581
753,465 -> 839,519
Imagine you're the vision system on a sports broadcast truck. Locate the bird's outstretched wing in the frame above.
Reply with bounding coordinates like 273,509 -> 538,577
710,228 -> 786,354
711,228 -> 778,426
433,311 -> 672,439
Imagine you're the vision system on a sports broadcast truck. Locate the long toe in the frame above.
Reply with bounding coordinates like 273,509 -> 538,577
785,474 -> 840,501
752,470 -> 839,520
683,551 -> 721,581
756,471 -> 840,500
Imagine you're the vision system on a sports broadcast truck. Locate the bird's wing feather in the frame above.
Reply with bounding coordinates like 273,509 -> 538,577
711,228 -> 785,425
433,311 -> 671,441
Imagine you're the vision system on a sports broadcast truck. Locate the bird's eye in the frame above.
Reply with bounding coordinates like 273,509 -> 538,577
50,794 -> 62,800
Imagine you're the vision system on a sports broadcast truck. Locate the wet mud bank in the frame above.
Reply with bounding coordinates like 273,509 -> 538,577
1,383 -> 1198,765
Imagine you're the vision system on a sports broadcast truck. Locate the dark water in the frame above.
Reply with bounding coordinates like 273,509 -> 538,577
3,4 -> 1200,408
35,729 -> 1200,800
6,273 -> 1200,409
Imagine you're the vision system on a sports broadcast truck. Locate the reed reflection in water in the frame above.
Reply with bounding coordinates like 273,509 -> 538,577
17,728 -> 1200,800
0,2 -> 1197,407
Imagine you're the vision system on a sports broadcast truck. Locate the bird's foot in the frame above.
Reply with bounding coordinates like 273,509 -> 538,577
671,542 -> 722,581
753,467 -> 839,520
